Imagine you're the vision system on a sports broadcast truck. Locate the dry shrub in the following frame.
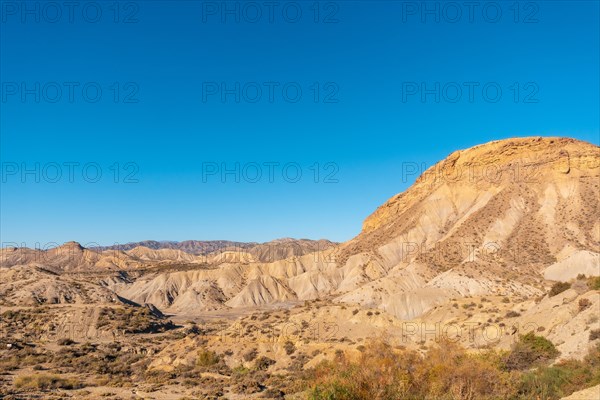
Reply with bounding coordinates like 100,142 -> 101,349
283,341 -> 296,355
588,276 -> 600,290
549,282 -> 571,297
254,356 -> 275,371
308,340 -> 517,400
14,374 -> 81,391
243,348 -> 258,362
196,349 -> 220,367
579,298 -> 592,312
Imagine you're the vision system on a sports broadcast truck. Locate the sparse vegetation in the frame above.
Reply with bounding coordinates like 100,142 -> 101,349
97,306 -> 175,334
14,374 -> 81,391
307,339 -> 600,400
549,282 -> 571,297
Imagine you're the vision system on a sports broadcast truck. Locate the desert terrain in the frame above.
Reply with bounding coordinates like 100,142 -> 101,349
1,137 -> 599,399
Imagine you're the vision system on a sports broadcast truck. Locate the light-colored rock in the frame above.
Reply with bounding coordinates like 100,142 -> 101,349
560,384 -> 600,400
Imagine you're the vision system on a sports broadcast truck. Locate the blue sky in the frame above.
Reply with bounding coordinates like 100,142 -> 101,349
1,0 -> 599,246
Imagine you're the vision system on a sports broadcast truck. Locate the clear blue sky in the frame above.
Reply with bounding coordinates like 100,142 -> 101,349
1,0 -> 599,247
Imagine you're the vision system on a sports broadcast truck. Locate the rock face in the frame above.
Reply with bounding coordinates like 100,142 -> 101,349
355,137 -> 598,259
333,137 -> 599,311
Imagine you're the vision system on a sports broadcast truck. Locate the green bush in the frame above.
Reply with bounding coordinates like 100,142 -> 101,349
518,365 -> 575,399
504,332 -> 560,371
518,348 -> 600,400
308,383 -> 357,400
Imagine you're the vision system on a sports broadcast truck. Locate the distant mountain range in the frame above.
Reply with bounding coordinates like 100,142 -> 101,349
92,240 -> 258,255
93,238 -> 338,259
0,238 -> 339,273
